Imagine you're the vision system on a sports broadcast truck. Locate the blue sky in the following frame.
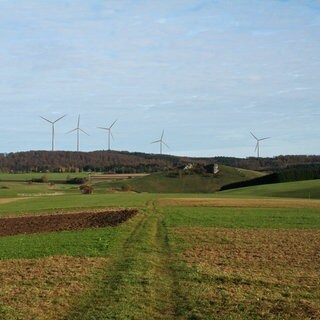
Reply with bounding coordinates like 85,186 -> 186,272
0,0 -> 319,157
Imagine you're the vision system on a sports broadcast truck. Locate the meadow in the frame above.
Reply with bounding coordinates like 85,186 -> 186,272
0,176 -> 319,319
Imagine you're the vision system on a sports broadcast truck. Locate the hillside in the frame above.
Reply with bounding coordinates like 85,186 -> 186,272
94,165 -> 265,193
1,150 -> 320,173
219,179 -> 320,199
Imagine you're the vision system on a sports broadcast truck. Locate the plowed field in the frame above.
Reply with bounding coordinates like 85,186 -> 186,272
0,209 -> 138,237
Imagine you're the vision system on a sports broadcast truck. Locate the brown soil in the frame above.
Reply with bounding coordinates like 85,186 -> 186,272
0,256 -> 109,320
0,209 -> 138,237
173,226 -> 320,319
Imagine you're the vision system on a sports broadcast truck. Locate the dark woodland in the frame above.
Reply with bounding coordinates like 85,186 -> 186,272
1,150 -> 320,173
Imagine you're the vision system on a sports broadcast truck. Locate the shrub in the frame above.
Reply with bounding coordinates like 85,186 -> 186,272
31,174 -> 49,183
121,184 -> 133,192
80,184 -> 94,194
66,177 -> 88,184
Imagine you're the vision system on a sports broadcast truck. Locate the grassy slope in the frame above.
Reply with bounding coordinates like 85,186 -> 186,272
219,179 -> 320,199
95,165 -> 265,193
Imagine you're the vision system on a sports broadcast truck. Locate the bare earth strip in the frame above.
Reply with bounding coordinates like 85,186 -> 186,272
0,257 -> 110,320
160,197 -> 320,209
0,209 -> 138,237
173,227 -> 320,319
0,198 -> 25,205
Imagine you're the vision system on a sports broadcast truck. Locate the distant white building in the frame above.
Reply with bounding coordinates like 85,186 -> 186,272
183,163 -> 194,170
214,164 -> 219,175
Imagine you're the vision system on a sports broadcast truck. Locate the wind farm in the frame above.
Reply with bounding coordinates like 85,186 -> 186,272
40,115 -> 277,160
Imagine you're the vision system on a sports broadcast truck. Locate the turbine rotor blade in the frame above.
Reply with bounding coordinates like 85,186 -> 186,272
66,128 -> 78,134
163,141 -> 170,149
161,129 -> 164,139
80,128 -> 89,136
254,142 -> 258,152
53,114 -> 67,123
151,140 -> 161,144
110,119 -> 117,129
77,115 -> 80,128
97,127 -> 108,130
40,116 -> 53,124
259,137 -> 271,141
250,132 -> 258,140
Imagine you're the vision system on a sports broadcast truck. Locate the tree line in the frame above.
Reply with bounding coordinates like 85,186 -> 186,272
1,150 -> 320,173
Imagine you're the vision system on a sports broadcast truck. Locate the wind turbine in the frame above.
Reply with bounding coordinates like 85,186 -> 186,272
151,129 -> 169,154
40,114 -> 66,151
250,132 -> 271,158
67,115 -> 89,151
97,119 -> 117,151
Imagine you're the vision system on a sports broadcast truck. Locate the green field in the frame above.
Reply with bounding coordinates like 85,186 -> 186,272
220,178 -> 320,199
0,175 -> 319,319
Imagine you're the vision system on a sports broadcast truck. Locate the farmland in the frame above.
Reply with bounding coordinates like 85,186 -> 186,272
0,174 -> 319,319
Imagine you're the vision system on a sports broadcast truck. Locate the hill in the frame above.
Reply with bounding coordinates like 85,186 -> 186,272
94,165 -> 265,193
1,150 -> 320,173
219,179 -> 320,199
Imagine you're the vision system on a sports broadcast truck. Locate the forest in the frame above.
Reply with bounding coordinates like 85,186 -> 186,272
1,150 -> 320,173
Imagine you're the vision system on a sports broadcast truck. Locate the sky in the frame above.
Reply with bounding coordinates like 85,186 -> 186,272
0,0 -> 319,157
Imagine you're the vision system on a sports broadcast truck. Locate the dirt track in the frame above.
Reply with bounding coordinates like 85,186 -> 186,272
0,209 -> 138,237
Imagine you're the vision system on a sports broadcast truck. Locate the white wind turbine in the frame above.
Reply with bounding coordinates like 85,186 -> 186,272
151,129 -> 169,154
97,119 -> 117,151
40,114 -> 66,151
67,115 -> 89,151
250,132 -> 271,158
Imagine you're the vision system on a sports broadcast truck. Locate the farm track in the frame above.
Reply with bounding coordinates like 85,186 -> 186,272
66,201 -> 179,320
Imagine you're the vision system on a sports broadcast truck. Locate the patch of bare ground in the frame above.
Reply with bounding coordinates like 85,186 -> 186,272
0,209 -> 138,237
0,256 -> 109,320
160,197 -> 320,209
0,198 -> 25,205
173,227 -> 320,319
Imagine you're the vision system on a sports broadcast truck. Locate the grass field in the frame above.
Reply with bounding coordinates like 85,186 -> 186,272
220,179 -> 320,199
0,176 -> 319,319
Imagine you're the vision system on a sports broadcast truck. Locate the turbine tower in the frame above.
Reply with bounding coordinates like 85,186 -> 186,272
151,129 -> 169,154
40,114 -> 66,151
97,119 -> 117,150
250,132 -> 271,158
67,115 -> 89,151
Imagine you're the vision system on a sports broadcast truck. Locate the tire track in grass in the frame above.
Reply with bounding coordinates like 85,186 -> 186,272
65,201 -> 178,320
